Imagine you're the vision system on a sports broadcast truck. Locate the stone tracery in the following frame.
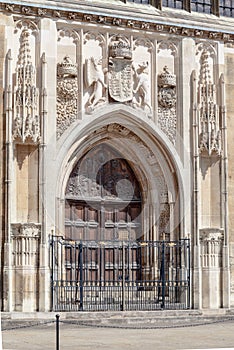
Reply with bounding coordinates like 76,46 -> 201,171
12,27 -> 40,143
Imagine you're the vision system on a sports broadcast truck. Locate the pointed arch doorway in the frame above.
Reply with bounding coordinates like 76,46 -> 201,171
65,143 -> 143,242
52,142 -> 190,311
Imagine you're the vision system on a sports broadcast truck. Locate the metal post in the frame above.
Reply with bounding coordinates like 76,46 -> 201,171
121,242 -> 125,311
56,314 -> 60,350
161,241 -> 165,309
79,242 -> 83,311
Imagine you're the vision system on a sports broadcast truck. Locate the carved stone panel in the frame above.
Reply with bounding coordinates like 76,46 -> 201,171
57,55 -> 78,138
158,66 -> 177,144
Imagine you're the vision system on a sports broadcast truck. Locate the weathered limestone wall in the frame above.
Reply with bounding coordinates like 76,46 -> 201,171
0,1 -> 233,312
225,47 -> 234,306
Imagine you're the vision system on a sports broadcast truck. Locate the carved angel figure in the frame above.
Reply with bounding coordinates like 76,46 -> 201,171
85,57 -> 107,111
133,61 -> 152,113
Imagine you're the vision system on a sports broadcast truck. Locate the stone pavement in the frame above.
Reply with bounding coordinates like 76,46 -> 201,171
2,319 -> 234,350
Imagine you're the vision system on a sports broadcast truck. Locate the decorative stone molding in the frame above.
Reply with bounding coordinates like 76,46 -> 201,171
84,31 -> 105,47
57,56 -> 78,138
158,66 -> 177,144
15,19 -> 38,34
134,38 -> 154,52
103,123 -> 159,167
58,28 -> 80,43
196,42 -> 217,59
157,41 -> 178,57
12,28 -> 40,144
2,3 -> 234,43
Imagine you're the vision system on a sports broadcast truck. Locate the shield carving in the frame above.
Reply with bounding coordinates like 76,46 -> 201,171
109,58 -> 133,102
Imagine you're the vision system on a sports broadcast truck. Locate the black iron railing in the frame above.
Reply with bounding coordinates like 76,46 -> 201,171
51,237 -> 190,311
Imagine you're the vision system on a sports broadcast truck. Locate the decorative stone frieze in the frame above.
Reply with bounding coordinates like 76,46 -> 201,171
12,27 -> 40,143
2,2 -> 234,43
56,55 -> 78,138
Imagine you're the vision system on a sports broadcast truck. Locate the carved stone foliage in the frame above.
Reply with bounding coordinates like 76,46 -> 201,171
197,50 -> 222,156
200,228 -> 224,268
11,223 -> 41,267
158,66 -> 177,144
108,35 -> 133,103
13,28 -> 40,143
57,55 -> 78,138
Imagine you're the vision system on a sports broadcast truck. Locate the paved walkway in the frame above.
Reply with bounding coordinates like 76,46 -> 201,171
2,319 -> 234,350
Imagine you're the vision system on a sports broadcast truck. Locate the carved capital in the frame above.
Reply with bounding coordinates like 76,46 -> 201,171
11,223 -> 41,239
200,228 -> 224,243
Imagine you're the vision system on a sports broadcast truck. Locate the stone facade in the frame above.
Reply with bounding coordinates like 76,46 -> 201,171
0,0 -> 234,312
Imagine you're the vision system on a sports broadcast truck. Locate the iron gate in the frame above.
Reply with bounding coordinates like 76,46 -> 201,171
51,236 -> 190,311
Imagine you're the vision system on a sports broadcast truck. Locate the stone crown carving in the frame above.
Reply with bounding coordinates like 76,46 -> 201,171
57,55 -> 77,78
158,66 -> 176,87
109,35 -> 132,60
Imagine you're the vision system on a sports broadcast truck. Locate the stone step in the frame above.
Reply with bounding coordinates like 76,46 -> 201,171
2,309 -> 234,330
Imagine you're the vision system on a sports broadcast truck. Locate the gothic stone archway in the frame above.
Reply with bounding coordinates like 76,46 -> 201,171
52,143 -> 190,311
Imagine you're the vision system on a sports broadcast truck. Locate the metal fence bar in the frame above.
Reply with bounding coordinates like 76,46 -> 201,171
51,237 -> 190,312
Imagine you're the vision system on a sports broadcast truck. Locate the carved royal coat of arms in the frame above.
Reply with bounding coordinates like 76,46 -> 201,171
108,36 -> 133,103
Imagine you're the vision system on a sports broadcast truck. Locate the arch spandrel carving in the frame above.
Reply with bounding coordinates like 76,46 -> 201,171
57,28 -> 80,43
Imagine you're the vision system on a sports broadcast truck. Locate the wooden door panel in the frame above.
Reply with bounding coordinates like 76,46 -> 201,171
65,144 -> 142,282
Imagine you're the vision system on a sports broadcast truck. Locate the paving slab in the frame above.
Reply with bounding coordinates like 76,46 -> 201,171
2,319 -> 234,350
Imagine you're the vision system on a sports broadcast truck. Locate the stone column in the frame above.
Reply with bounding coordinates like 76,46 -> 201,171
38,18 -> 57,311
200,229 -> 224,309
11,223 -> 41,312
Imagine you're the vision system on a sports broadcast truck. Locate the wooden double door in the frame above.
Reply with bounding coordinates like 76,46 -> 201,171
64,144 -> 142,282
